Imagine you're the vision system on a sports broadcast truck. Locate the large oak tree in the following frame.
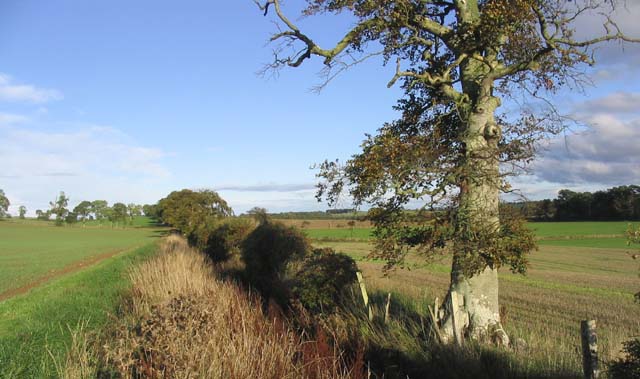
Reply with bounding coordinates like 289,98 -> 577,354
256,0 -> 638,344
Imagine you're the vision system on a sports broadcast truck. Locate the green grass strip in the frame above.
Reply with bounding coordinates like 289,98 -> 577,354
0,242 -> 158,379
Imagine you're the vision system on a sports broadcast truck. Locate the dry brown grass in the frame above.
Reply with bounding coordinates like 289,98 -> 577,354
49,320 -> 99,379
74,234 -> 363,379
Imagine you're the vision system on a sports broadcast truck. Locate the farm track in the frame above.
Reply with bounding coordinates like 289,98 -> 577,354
0,246 -> 137,302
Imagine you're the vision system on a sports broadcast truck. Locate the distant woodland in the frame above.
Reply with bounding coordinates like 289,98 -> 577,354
267,185 -> 640,222
505,185 -> 640,221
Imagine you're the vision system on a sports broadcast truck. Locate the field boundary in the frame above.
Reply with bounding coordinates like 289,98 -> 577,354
537,233 -> 625,240
0,245 -> 143,302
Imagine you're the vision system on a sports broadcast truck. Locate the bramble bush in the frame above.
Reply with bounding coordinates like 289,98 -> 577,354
200,218 -> 255,263
241,221 -> 309,302
609,339 -> 640,379
291,248 -> 358,313
241,221 -> 358,314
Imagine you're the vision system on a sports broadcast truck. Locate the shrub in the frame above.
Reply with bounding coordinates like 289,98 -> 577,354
609,338 -> 640,379
186,216 -> 219,251
291,248 -> 358,313
203,218 -> 255,263
241,221 -> 309,300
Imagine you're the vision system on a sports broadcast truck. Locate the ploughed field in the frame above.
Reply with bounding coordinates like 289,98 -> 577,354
296,219 -> 640,372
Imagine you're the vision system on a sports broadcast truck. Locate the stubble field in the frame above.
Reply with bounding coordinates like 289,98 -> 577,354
306,220 -> 639,375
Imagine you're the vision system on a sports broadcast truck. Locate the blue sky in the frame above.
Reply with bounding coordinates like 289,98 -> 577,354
1,1 -> 640,215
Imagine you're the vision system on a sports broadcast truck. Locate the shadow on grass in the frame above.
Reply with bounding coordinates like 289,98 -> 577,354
363,290 -> 581,379
365,343 -> 580,379
149,228 -> 171,238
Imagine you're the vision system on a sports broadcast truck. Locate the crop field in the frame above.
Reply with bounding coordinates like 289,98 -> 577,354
0,219 -> 163,377
530,221 -> 635,238
310,220 -> 640,374
301,220 -> 638,243
0,219 -> 161,298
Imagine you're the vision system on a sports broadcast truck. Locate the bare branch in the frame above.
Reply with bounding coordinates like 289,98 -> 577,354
311,51 -> 384,93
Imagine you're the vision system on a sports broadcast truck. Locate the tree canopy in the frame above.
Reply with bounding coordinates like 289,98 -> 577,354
49,191 -> 69,226
0,190 -> 9,218
157,189 -> 234,235
18,205 -> 27,219
91,200 -> 109,222
110,202 -> 129,225
73,201 -> 93,222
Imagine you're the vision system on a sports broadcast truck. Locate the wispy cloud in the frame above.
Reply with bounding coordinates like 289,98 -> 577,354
1,123 -> 174,215
215,183 -> 317,192
35,172 -> 80,177
574,92 -> 640,115
0,73 -> 63,103
0,112 -> 29,126
1,125 -> 170,179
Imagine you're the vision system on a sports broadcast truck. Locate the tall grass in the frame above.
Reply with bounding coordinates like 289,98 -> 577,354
64,235 -> 362,379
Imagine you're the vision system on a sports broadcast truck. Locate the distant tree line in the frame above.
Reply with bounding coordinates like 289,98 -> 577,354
504,185 -> 640,221
29,191 -> 148,227
0,188 -> 153,226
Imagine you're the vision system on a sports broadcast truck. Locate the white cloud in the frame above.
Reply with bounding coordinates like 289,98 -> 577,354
0,73 -> 63,103
0,123 -> 172,215
1,126 -> 169,178
525,93 -> 640,191
0,112 -> 29,126
214,183 -> 316,192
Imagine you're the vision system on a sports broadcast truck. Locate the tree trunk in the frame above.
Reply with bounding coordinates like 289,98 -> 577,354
438,97 -> 509,346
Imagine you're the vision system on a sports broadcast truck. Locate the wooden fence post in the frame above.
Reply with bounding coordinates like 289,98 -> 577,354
450,292 -> 462,345
356,272 -> 373,321
581,320 -> 599,379
384,292 -> 391,324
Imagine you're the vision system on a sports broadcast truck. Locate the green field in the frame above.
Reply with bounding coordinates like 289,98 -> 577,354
0,219 -> 161,295
82,215 -> 160,228
0,219 -> 163,378
304,227 -> 373,240
529,221 -> 636,238
304,221 -> 639,249
0,243 -> 158,378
